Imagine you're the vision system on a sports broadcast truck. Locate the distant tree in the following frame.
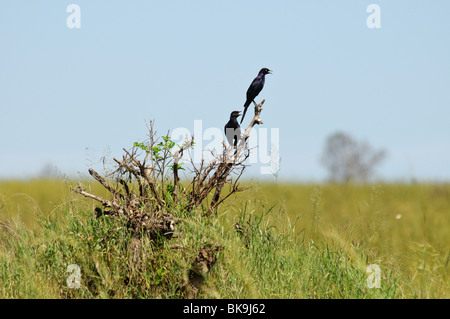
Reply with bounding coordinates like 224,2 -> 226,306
320,131 -> 386,183
39,162 -> 58,178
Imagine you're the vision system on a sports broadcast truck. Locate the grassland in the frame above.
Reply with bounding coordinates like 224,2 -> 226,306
0,179 -> 448,298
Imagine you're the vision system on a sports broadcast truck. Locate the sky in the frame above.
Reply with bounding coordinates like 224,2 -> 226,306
1,1 -> 449,182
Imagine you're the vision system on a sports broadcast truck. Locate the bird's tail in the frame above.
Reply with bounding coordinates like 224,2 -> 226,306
240,108 -> 247,124
240,103 -> 250,124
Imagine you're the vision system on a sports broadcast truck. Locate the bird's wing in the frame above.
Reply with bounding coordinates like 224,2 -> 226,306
247,78 -> 264,99
242,76 -> 264,123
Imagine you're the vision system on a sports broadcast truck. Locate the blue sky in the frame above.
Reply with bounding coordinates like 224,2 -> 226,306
1,1 -> 449,182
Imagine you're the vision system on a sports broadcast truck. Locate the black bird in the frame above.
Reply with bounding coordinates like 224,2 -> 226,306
224,111 -> 242,147
241,67 -> 272,124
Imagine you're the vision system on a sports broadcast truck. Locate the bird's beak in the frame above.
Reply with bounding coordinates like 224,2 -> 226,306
237,112 -> 241,117
268,69 -> 273,74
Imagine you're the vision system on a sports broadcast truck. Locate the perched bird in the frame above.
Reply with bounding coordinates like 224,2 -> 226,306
241,67 -> 272,124
224,111 -> 242,147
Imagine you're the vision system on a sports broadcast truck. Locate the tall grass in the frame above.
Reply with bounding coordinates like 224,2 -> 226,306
0,179 -> 448,298
236,182 -> 450,298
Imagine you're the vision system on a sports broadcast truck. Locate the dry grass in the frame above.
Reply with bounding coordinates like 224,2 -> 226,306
0,179 -> 448,298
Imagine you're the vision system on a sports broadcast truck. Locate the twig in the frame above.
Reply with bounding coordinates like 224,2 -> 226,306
88,168 -> 123,200
71,183 -> 124,215
173,138 -> 194,204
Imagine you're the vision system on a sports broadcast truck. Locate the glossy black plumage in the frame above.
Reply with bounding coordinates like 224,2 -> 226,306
241,68 -> 272,124
224,111 -> 242,147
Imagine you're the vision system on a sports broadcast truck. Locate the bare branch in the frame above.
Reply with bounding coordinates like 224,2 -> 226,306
72,99 -> 266,238
88,168 -> 123,200
71,183 -> 123,216
173,138 -> 194,204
